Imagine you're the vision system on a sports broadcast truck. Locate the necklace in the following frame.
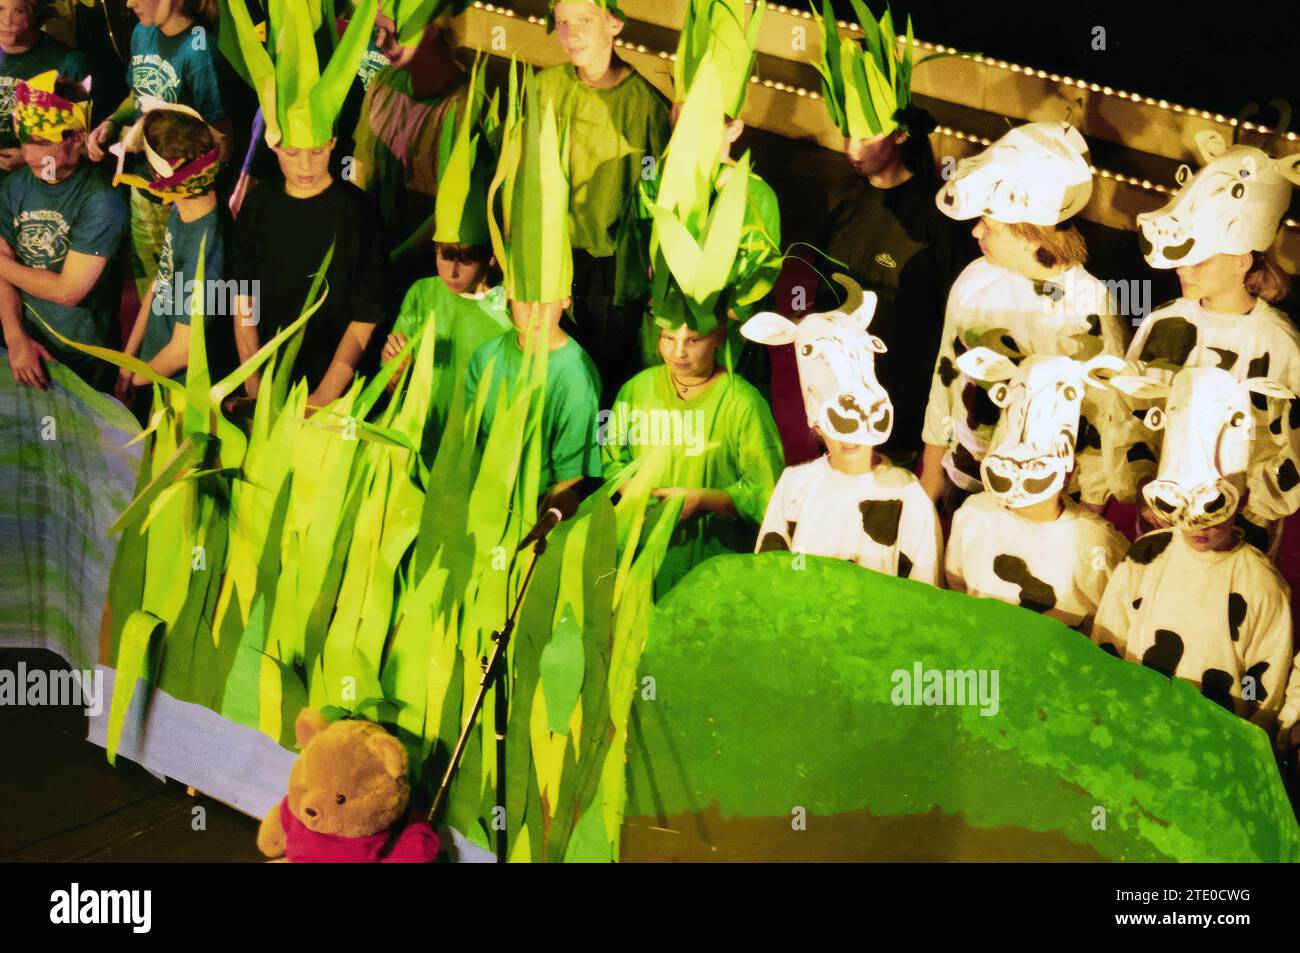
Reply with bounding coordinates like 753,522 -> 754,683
670,369 -> 714,398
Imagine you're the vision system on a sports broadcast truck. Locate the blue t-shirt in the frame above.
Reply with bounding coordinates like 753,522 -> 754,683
466,332 -> 604,489
127,23 -> 225,120
0,162 -> 128,386
142,205 -> 224,381
0,36 -> 90,150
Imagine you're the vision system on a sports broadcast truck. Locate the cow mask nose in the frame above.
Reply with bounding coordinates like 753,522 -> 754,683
1144,480 -> 1187,524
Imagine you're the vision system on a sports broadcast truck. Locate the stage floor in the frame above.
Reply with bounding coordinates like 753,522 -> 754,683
0,649 -> 264,863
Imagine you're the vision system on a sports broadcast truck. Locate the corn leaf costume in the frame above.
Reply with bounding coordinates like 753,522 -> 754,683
221,0 -> 380,148
812,0 -> 948,139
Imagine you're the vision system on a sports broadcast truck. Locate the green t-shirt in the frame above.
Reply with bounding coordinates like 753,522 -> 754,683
466,332 -> 604,490
602,364 -> 785,595
393,277 -> 510,434
534,62 -> 670,260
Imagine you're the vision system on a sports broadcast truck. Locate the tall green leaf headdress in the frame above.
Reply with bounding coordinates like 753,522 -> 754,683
487,63 -> 573,305
379,0 -> 472,44
433,54 -> 495,247
221,0 -> 381,148
642,59 -> 778,334
673,0 -> 765,118
545,0 -> 626,33
812,0 -> 942,139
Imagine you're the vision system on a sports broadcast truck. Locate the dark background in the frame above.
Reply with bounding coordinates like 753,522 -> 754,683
830,0 -> 1300,119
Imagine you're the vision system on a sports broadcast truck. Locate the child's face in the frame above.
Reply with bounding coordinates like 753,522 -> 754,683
972,216 -> 1040,276
1176,252 -> 1252,303
272,139 -> 335,193
658,324 -> 721,379
553,3 -> 621,74
0,0 -> 35,48
1181,519 -> 1238,552
819,430 -> 875,470
435,245 -> 489,295
510,297 -> 570,333
21,133 -> 81,182
126,0 -> 176,27
845,131 -> 906,179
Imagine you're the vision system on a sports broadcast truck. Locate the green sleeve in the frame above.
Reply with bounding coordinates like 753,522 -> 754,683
720,383 -> 785,525
549,355 -> 604,484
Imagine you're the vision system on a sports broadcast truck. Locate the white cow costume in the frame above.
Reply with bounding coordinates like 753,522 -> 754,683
1095,368 -> 1295,723
1119,132 -> 1300,526
925,121 -> 1129,504
746,276 -> 943,584
944,347 -> 1129,632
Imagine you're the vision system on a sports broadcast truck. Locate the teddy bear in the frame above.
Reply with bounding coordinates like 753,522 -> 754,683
257,708 -> 441,863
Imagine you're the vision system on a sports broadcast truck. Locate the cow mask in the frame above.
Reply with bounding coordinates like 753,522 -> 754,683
740,274 -> 892,446
935,121 -> 1094,226
1110,367 -> 1295,528
1137,131 -> 1300,268
956,347 -> 1123,507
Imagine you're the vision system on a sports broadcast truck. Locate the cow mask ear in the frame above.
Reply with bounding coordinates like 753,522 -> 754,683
1108,374 -> 1170,400
1143,406 -> 1166,432
1194,130 -> 1229,163
1244,377 -> 1297,401
740,311 -> 797,346
867,334 -> 887,354
1082,353 -> 1126,389
1274,152 -> 1300,187
955,346 -> 1016,383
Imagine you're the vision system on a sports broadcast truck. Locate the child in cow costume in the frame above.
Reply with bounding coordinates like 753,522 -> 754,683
1122,130 -> 1300,553
746,275 -> 944,586
920,121 -> 1129,514
1094,366 -> 1294,727
944,345 -> 1129,633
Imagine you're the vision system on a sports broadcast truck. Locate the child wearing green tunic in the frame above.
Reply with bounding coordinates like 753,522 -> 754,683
537,0 -> 671,404
602,321 -> 785,596
381,241 -> 510,437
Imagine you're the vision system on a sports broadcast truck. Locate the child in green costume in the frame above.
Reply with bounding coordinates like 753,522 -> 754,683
536,0 -> 670,405
466,65 -> 603,501
602,320 -> 784,596
381,55 -> 509,437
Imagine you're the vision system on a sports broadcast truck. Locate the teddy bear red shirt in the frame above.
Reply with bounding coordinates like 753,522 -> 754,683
279,798 -> 441,863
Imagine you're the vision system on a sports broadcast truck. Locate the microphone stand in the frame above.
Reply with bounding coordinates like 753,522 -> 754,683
428,536 -> 549,863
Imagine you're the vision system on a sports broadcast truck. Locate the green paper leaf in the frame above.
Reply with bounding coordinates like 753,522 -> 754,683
105,611 -> 164,764
540,604 -> 585,734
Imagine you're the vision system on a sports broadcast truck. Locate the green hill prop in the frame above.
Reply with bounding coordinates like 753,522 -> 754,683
624,553 -> 1300,862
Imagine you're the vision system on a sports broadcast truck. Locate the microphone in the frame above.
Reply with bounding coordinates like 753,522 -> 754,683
515,490 -> 580,551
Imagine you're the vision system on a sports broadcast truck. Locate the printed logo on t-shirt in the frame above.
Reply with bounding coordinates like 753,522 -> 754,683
15,209 -> 70,268
874,252 -> 897,269
152,229 -> 176,303
356,50 -> 388,90
131,54 -> 180,101
0,76 -> 19,126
